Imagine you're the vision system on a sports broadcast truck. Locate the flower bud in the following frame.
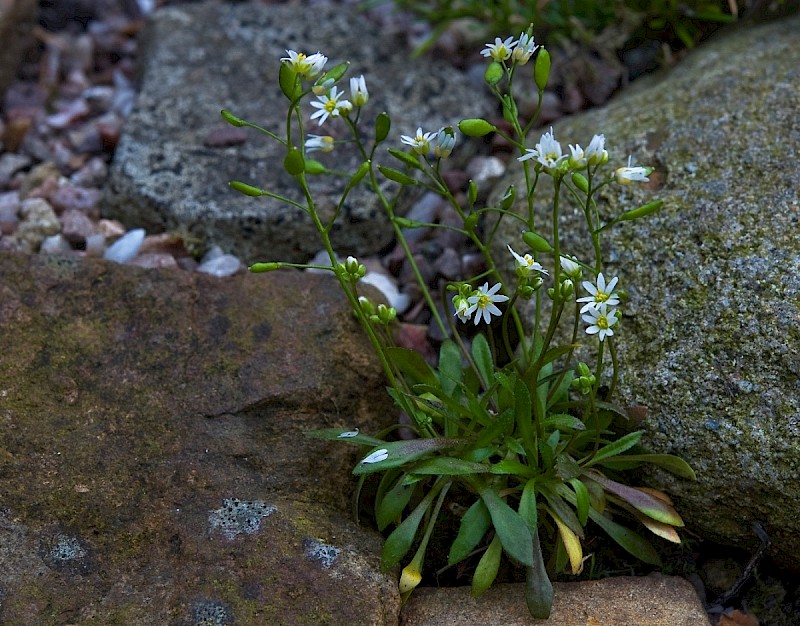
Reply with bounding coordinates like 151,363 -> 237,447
376,304 -> 397,324
560,278 -> 574,298
518,285 -> 535,300
358,296 -> 375,316
484,61 -> 504,86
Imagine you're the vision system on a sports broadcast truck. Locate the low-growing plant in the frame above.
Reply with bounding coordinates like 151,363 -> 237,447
222,27 -> 695,619
364,0 -> 736,54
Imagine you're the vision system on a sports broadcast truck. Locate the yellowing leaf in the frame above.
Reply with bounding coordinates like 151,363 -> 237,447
633,511 -> 682,544
550,509 -> 583,575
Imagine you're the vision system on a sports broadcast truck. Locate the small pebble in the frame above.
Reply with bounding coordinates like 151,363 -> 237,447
104,228 -> 146,263
197,254 -> 243,277
40,234 -> 73,254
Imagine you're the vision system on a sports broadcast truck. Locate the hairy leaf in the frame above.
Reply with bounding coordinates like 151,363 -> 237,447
448,499 -> 492,566
472,534 -> 502,597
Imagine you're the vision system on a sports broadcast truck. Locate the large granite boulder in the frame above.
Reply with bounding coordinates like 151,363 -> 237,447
104,1 -> 493,265
0,251 -> 399,624
489,17 -> 800,567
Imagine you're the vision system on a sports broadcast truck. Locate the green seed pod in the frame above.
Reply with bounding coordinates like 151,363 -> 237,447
388,148 -> 424,171
378,165 -> 418,186
375,112 -> 391,143
304,159 -> 328,175
571,172 -> 589,193
279,62 -> 301,100
283,148 -> 305,176
522,230 -> 553,253
229,181 -> 265,197
317,61 -> 349,85
484,61 -> 504,86
499,185 -> 516,211
249,262 -> 282,272
617,199 -> 664,222
458,118 -> 497,137
464,212 -> 480,233
220,109 -> 246,127
467,180 -> 478,207
534,48 -> 550,92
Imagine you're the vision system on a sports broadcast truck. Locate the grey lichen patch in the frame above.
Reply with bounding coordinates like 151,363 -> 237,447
208,498 -> 276,540
39,533 -> 91,575
303,538 -> 340,569
192,598 -> 233,626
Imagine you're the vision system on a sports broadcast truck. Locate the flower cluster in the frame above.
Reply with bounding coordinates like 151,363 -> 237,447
400,126 -> 457,158
453,282 -> 509,325
481,32 -> 539,64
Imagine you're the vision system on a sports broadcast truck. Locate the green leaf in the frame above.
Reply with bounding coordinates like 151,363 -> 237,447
381,487 -> 437,571
388,147 -> 424,171
490,459 -> 534,477
519,479 -> 538,532
278,62 -> 301,100
541,414 -> 585,431
305,427 -> 385,447
479,486 -> 534,567
569,478 -> 590,526
555,453 -> 582,481
540,344 -> 580,368
385,347 -> 436,386
473,408 -> 514,449
471,534 -> 502,597
584,431 -> 643,466
353,438 -> 461,475
376,473 -> 415,531
542,490 -> 584,538
525,528 -> 554,619
448,499 -> 491,566
438,340 -> 463,398
589,507 -> 661,566
471,334 -> 494,390
596,454 -> 696,480
378,165 -> 419,186
514,377 -> 537,458
410,457 -> 490,476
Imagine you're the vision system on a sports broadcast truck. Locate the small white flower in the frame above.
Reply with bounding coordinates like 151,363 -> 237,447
281,50 -> 328,78
507,244 -> 549,278
361,448 -> 389,464
304,134 -> 335,153
433,127 -> 456,159
465,282 -> 509,325
568,143 -> 587,169
400,127 -> 436,155
338,429 -> 360,438
582,303 -> 620,342
480,36 -> 518,62
560,255 -> 581,278
517,127 -> 567,172
585,134 -> 608,166
350,75 -> 369,107
576,272 -> 620,313
452,294 -> 472,323
511,32 -> 538,64
310,86 -> 352,126
615,156 -> 650,184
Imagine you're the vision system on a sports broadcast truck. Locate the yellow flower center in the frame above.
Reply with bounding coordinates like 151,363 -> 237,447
477,294 -> 492,309
596,315 -> 609,330
324,100 -> 337,113
596,291 -> 609,303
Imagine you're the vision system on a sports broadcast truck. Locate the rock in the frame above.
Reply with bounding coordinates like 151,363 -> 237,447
0,0 -> 39,96
489,17 -> 800,567
0,251 -> 398,624
196,252 -> 242,277
12,197 -> 60,252
104,1 -> 494,264
103,227 -> 145,263
59,208 -> 96,244
401,575 -> 710,626
0,152 -> 32,186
